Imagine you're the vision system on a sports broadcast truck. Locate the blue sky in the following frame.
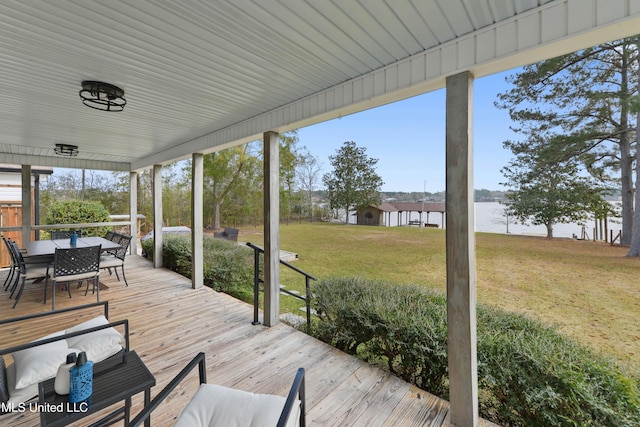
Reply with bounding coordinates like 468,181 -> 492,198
297,70 -> 519,193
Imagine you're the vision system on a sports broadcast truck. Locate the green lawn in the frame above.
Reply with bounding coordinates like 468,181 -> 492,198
241,222 -> 640,372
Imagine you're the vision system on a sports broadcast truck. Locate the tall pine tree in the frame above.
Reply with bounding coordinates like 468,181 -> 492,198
496,36 -> 639,249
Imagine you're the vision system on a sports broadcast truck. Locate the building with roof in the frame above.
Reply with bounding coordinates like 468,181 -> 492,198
357,202 -> 446,227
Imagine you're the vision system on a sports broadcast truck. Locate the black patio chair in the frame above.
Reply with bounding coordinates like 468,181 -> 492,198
50,230 -> 82,240
2,235 -> 19,292
97,233 -> 132,288
49,245 -> 101,310
8,241 -> 50,309
127,352 -> 305,427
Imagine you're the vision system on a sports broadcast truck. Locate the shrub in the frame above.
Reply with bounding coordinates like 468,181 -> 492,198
45,200 -> 110,237
202,237 -> 254,295
141,234 -> 254,298
313,277 -> 448,395
477,306 -> 640,426
311,277 -> 640,426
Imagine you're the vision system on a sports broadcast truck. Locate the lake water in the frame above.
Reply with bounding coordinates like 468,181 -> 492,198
473,202 -> 620,239
371,202 -> 621,239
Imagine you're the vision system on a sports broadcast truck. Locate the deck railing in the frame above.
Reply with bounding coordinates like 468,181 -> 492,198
246,242 -> 316,331
0,221 -> 135,237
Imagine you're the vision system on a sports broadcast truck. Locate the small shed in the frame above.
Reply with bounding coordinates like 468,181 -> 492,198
356,202 -> 446,227
356,203 -> 397,226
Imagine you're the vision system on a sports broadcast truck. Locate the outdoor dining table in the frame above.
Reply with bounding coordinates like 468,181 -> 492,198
25,237 -> 123,308
25,236 -> 120,257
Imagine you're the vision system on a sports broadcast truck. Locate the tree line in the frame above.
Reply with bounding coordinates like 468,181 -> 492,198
40,132 -> 333,232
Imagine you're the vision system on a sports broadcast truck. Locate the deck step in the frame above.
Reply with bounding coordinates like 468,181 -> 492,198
299,307 -> 317,315
279,312 -> 306,327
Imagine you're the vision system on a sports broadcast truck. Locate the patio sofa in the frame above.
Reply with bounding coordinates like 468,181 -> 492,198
0,302 -> 129,411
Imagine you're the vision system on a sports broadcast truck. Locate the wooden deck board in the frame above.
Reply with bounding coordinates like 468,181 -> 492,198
0,255 -> 497,426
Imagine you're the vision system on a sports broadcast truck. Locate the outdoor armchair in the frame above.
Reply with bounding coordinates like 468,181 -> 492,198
127,352 -> 305,427
7,241 -> 49,309
98,233 -> 132,288
104,230 -> 115,241
2,236 -> 19,292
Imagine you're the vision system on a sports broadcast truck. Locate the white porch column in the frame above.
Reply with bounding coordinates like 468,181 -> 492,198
129,171 -> 138,256
152,164 -> 163,268
445,71 -> 478,427
21,165 -> 32,244
191,153 -> 204,289
263,131 -> 280,326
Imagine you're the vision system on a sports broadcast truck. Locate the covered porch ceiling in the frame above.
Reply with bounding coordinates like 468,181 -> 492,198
2,0 -> 639,171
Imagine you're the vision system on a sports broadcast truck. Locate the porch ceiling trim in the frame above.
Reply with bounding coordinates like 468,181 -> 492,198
1,154 -> 130,172
133,0 -> 640,170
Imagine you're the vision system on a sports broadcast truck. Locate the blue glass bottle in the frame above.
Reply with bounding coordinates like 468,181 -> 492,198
70,231 -> 78,246
69,351 -> 93,406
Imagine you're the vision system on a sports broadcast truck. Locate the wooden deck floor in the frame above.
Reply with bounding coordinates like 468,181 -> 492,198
0,255 -> 497,426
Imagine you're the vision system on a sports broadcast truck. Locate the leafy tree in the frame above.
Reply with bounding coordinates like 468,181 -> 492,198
163,162 -> 191,227
222,145 -> 262,228
296,149 -> 322,222
630,53 -> 640,255
279,131 -> 301,224
133,169 -> 154,234
322,141 -> 384,224
493,203 -> 516,234
501,139 -> 607,238
496,36 -> 639,245
201,144 -> 254,230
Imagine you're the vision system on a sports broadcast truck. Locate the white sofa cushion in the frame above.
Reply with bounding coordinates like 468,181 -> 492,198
6,362 -> 37,406
65,315 -> 122,361
7,315 -> 124,404
174,383 -> 300,427
12,331 -> 68,390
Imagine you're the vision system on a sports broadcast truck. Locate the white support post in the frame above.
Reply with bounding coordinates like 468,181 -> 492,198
263,131 -> 280,326
129,171 -> 138,256
191,153 -> 204,289
445,71 -> 478,427
152,165 -> 163,268
21,165 -> 32,244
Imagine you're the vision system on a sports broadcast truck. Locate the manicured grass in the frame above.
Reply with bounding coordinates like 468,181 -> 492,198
240,222 -> 640,373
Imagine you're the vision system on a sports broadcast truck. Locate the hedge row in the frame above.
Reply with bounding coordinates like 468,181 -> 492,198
140,234 -> 254,299
45,200 -> 111,237
311,277 -> 640,427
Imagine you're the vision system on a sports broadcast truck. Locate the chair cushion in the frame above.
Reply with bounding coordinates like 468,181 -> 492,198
174,383 -> 300,427
54,271 -> 99,282
100,256 -> 124,268
24,265 -> 49,280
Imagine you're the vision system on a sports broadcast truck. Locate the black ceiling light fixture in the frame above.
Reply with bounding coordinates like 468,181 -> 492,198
79,80 -> 126,111
54,143 -> 79,157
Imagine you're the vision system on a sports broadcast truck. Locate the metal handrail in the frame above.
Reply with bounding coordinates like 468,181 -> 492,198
246,242 -> 316,331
